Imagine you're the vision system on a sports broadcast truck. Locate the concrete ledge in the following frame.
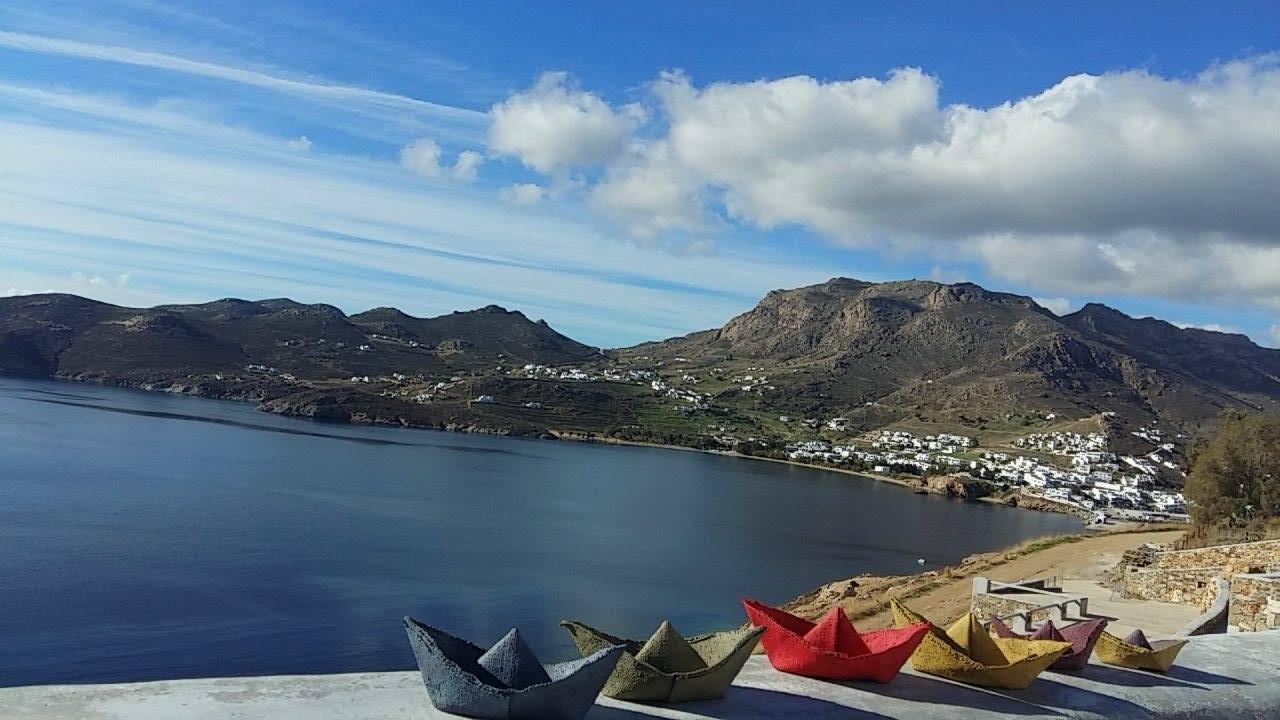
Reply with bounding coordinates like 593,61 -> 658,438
971,575 -> 1090,631
3,631 -> 1278,719
1177,577 -> 1230,637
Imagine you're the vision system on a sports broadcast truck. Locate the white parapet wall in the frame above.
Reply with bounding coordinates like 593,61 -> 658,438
2,631 -> 1278,720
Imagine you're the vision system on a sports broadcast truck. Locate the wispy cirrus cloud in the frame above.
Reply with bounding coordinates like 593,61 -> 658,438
0,29 -> 486,141
3,6 -> 1275,349
0,83 -> 843,345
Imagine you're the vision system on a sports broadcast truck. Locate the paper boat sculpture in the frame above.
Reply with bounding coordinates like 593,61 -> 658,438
404,617 -> 623,720
987,617 -> 1107,671
890,599 -> 1071,689
560,619 -> 763,703
742,598 -> 929,682
1094,628 -> 1188,672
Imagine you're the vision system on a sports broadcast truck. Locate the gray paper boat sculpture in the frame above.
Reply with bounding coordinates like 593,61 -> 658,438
561,619 -> 763,703
404,617 -> 624,720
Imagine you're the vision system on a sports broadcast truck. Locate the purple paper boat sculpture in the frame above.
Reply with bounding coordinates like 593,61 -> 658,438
987,617 -> 1107,671
404,617 -> 624,720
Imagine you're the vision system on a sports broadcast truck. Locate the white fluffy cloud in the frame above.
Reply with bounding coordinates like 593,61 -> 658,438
488,71 -> 643,172
452,150 -> 484,182
590,141 -> 709,237
400,137 -> 443,176
400,139 -> 485,181
1033,296 -> 1074,315
489,59 -> 1280,308
1268,324 -> 1280,348
973,231 -> 1280,307
502,182 -> 546,205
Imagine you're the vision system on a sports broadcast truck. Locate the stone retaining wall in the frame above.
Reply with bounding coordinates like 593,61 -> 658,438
1151,539 -> 1280,572
1121,539 -> 1280,618
1230,574 -> 1280,633
1123,566 -> 1223,607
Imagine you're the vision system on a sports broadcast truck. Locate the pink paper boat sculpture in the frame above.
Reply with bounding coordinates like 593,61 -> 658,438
987,617 -> 1107,671
743,598 -> 930,682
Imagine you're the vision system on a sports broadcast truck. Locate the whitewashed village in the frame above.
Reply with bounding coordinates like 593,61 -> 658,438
786,425 -> 1188,522
246,351 -> 1192,523
511,361 -> 1192,522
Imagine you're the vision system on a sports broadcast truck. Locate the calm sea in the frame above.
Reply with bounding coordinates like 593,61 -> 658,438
0,376 -> 1079,687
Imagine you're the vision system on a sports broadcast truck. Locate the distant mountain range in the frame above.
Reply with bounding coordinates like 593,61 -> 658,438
0,294 -> 596,379
625,278 -> 1280,429
3,279 -> 1278,442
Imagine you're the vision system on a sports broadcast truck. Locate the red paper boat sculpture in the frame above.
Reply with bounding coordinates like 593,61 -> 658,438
987,617 -> 1107,671
742,598 -> 930,682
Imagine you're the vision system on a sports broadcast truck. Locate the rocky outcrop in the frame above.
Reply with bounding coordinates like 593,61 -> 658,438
924,475 -> 991,500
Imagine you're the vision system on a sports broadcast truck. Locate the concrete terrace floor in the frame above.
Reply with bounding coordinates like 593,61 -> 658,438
981,581 -> 1199,637
3,631 -> 1277,720
1059,579 -> 1202,637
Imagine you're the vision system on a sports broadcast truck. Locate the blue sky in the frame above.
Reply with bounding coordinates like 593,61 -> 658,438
1,1 -> 1278,347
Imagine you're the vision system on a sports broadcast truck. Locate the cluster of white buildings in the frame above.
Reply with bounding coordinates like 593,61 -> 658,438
516,363 -> 714,411
1014,431 -> 1108,454
732,373 -> 777,393
873,430 -> 975,453
1010,461 -> 1187,516
786,430 -> 976,475
991,430 -> 1187,516
516,364 -> 656,384
1125,424 -> 1184,476
783,426 -> 1187,518
647,379 -> 710,410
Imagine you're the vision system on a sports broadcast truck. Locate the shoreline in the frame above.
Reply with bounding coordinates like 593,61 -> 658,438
552,430 -> 1088,522
13,373 -> 1084,523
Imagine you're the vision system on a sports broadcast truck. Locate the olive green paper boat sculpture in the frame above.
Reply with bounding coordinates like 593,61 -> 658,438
1094,628 -> 1188,672
404,617 -> 624,720
890,599 -> 1071,689
561,619 -> 764,703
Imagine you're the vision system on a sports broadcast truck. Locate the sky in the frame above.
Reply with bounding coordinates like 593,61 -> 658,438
1,1 -> 1278,348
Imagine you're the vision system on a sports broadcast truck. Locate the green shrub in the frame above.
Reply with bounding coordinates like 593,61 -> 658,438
1185,413 -> 1280,525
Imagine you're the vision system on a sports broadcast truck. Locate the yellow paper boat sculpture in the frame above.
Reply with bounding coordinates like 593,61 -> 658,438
561,619 -> 763,703
1094,629 -> 1188,672
890,599 -> 1070,689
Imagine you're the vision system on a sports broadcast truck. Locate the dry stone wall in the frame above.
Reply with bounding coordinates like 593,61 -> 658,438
1124,567 -> 1224,607
1119,539 -> 1280,631
1230,574 -> 1280,633
1151,539 -> 1280,572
